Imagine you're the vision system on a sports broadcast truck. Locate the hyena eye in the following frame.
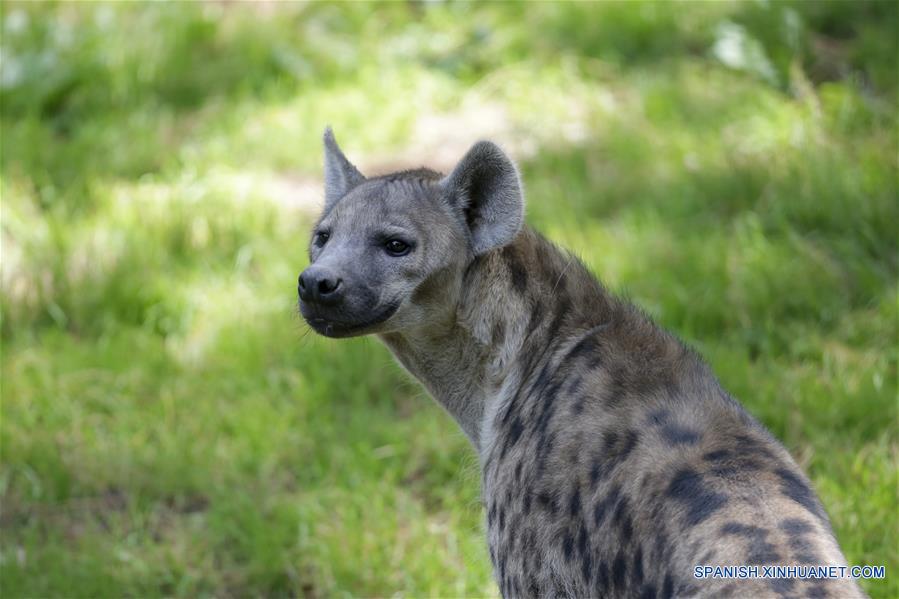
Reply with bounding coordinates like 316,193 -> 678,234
313,231 -> 330,247
384,239 -> 411,256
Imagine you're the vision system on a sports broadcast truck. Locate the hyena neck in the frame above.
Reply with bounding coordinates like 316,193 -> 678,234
380,227 -> 619,452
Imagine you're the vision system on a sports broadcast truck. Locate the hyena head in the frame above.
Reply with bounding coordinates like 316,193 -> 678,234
298,128 -> 525,338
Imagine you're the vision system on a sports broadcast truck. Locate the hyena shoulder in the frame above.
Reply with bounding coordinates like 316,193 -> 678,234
479,232 -> 863,598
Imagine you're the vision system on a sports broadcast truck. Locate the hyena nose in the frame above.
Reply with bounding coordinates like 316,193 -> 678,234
298,267 -> 344,306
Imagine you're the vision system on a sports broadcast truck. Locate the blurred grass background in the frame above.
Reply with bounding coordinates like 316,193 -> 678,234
1,1 -> 896,597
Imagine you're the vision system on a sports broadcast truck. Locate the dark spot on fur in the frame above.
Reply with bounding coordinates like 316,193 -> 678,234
533,363 -> 555,398
502,245 -> 529,295
703,449 -> 732,462
580,549 -> 594,586
806,583 -> 829,598
618,429 -> 639,461
780,518 -> 814,535
613,497 -> 633,542
621,514 -> 634,543
596,560 -> 609,594
611,551 -> 628,590
498,388 -> 523,428
720,522 -> 780,564
775,468 -> 826,521
603,431 -> 619,452
589,456 -> 605,488
538,491 -> 559,515
782,518 -> 821,563
648,409 -> 671,426
787,535 -> 815,552
720,522 -> 766,538
502,416 -> 524,458
566,375 -> 583,396
527,300 -> 545,332
633,545 -> 644,584
794,551 -> 821,564
666,468 -> 728,526
735,433 -> 778,461
562,532 -> 575,562
661,424 -> 702,446
593,485 -> 621,528
660,573 -> 674,599
577,525 -> 588,557
603,367 -> 628,406
747,538 -> 780,564
531,365 -> 563,456
569,487 -> 582,517
640,584 -> 657,599
767,577 -> 795,594
523,491 -> 532,515
593,501 -> 608,528
602,428 -> 639,471
564,333 -> 602,365
571,398 -> 585,415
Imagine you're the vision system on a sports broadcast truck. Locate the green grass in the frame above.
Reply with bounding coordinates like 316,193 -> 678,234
1,1 -> 896,597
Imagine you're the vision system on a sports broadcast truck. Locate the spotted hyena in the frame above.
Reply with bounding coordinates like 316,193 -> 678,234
297,129 -> 866,598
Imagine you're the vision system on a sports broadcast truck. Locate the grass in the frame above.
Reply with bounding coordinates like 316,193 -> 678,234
1,1 -> 897,597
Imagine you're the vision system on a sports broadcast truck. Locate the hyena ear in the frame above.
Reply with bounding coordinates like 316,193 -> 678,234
439,141 -> 525,256
323,127 -> 365,209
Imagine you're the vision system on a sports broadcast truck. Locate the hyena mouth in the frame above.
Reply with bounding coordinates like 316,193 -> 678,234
301,301 -> 400,338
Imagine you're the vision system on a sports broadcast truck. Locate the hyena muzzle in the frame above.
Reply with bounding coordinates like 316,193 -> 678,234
297,128 -> 866,598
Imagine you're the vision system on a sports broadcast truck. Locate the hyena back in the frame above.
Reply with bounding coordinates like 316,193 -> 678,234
298,129 -> 865,598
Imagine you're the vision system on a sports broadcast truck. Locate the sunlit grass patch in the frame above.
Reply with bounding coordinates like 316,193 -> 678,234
1,170 -> 305,338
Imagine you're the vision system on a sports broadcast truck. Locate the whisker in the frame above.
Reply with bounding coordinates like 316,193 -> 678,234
550,256 -> 574,298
